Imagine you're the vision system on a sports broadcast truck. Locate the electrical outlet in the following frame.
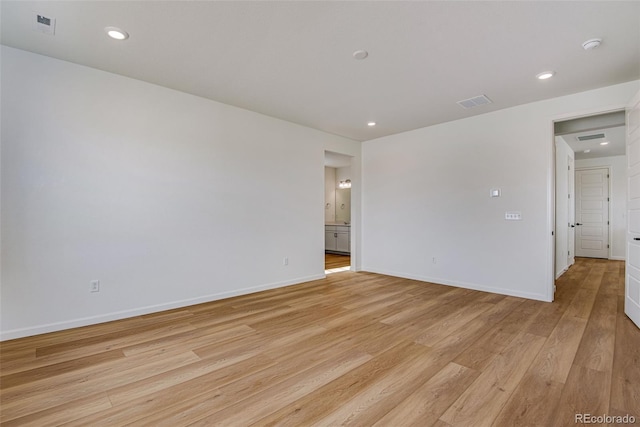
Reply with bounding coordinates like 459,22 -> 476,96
283,257 -> 289,266
505,211 -> 522,220
90,280 -> 100,293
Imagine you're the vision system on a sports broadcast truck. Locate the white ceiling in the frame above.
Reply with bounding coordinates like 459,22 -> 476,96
559,125 -> 626,160
2,1 -> 639,141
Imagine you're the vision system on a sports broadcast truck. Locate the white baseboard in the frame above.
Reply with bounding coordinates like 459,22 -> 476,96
609,256 -> 625,261
555,268 -> 568,280
555,259 -> 575,279
0,274 -> 325,341
361,267 -> 551,302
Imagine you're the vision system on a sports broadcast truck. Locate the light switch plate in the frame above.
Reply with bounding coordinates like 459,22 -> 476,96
505,211 -> 522,220
33,12 -> 56,35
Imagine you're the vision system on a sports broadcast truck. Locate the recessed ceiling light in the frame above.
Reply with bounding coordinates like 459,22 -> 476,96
353,50 -> 369,60
105,27 -> 129,40
367,122 -> 376,127
584,149 -> 591,153
600,141 -> 609,145
536,71 -> 555,80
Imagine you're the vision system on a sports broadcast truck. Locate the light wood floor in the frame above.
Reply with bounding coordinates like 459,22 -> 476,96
325,253 -> 350,270
1,258 -> 638,426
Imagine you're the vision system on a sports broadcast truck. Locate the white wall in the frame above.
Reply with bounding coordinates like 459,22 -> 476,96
362,80 -> 639,302
0,47 -> 360,340
576,155 -> 627,261
555,136 -> 575,277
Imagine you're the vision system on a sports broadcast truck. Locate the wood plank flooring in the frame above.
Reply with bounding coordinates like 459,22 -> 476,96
1,257 -> 639,426
325,253 -> 350,270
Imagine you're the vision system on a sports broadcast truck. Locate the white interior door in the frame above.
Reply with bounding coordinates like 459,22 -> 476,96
567,156 -> 575,266
625,90 -> 640,329
575,168 -> 610,258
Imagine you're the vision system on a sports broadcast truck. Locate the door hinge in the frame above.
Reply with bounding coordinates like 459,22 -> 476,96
608,197 -> 610,202
608,221 -> 610,225
607,174 -> 610,178
568,166 -> 571,170
568,250 -> 570,256
568,194 -> 571,199
607,244 -> 610,248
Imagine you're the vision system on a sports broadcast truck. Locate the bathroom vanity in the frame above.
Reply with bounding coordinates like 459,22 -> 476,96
325,223 -> 350,254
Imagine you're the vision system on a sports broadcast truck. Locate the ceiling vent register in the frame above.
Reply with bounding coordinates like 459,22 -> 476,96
577,133 -> 605,141
457,95 -> 492,109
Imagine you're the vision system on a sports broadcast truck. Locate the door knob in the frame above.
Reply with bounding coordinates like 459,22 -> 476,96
570,224 -> 575,227
575,223 -> 582,226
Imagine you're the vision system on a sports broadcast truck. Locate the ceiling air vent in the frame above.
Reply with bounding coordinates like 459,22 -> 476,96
457,95 -> 492,109
577,133 -> 605,141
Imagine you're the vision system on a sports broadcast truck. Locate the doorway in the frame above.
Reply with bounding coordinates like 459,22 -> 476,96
324,151 -> 353,274
554,110 -> 626,282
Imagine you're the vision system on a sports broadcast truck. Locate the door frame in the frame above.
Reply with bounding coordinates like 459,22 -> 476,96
549,104 -> 627,301
568,155 -> 575,267
324,150 -> 359,273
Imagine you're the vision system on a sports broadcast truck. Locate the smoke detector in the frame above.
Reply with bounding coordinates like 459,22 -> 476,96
582,38 -> 602,50
353,50 -> 369,60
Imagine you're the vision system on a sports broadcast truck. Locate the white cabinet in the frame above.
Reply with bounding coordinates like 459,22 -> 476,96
325,229 -> 338,251
336,231 -> 350,252
325,225 -> 350,254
